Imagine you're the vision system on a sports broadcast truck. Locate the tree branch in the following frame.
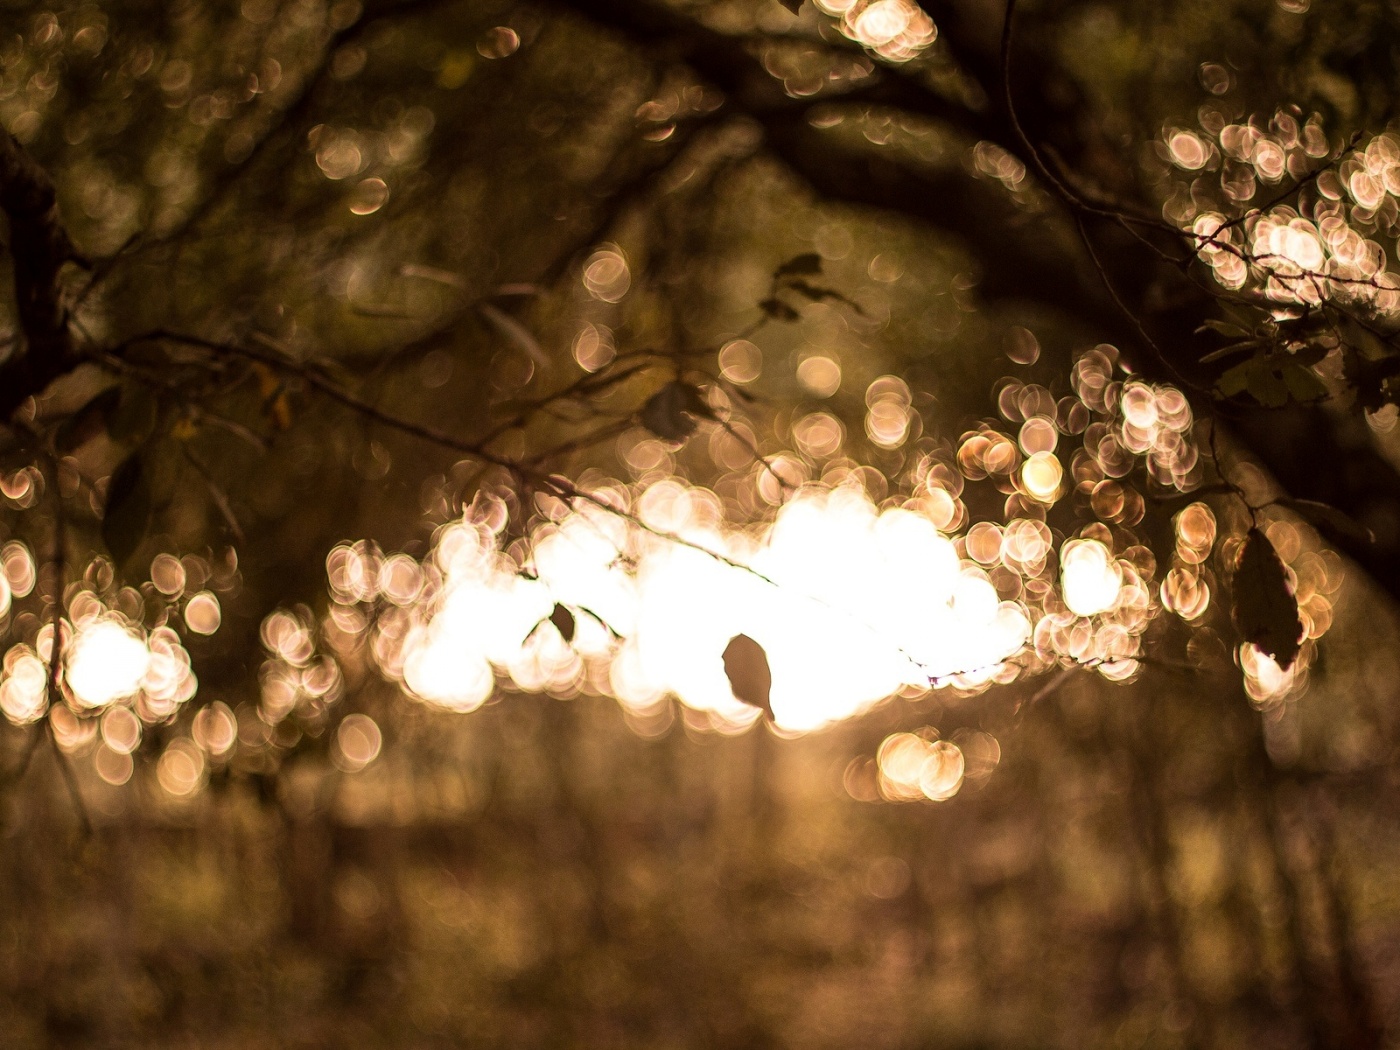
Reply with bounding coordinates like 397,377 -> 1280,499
0,127 -> 85,421
547,0 -> 1400,609
141,0 -> 459,253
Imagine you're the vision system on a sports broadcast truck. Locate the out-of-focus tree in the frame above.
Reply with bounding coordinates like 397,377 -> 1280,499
3,0 -> 1400,1047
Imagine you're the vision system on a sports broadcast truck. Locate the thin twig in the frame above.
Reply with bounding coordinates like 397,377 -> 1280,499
71,230 -> 142,312
1073,214 -> 1204,393
141,0 -> 454,255
712,413 -> 799,498
478,355 -> 659,447
998,0 -> 1177,237
524,418 -> 634,468
121,330 -> 1216,692
1015,664 -> 1077,715
40,463 -> 90,840
181,444 -> 246,543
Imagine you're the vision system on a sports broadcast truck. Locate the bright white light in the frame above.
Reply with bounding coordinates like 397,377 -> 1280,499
852,0 -> 911,45
402,625 -> 496,712
350,486 -> 1037,734
67,620 -> 150,708
1060,539 -> 1123,617
552,488 -> 1023,732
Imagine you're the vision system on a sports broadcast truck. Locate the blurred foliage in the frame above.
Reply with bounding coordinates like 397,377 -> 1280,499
2,0 -> 1400,1046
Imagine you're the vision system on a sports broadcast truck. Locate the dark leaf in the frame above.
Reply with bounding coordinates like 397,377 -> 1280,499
1341,349 -> 1400,412
1244,359 -> 1290,408
1216,360 -> 1252,399
1280,363 -> 1327,403
1199,339 -> 1259,364
722,633 -> 773,720
102,455 -> 152,571
641,381 -> 712,442
758,297 -> 800,321
785,279 -> 867,314
549,603 -> 576,643
774,252 -> 822,279
1231,528 -> 1303,670
1216,356 -> 1324,408
1196,319 -> 1251,339
109,384 -> 159,445
1291,341 -> 1330,368
1276,497 -> 1375,547
776,0 -> 803,12
55,386 -> 121,452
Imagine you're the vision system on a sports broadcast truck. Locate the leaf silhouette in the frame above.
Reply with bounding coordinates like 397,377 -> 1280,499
549,602 -> 576,643
774,252 -> 821,278
758,297 -> 800,321
1216,355 -> 1327,407
1231,528 -> 1303,670
1196,319 -> 1252,339
640,381 -> 712,442
102,455 -> 152,572
784,279 -> 867,315
56,386 -> 121,452
722,633 -> 773,720
110,384 -> 159,445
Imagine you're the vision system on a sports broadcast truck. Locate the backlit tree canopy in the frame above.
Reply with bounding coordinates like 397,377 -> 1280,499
3,0 -> 1400,1046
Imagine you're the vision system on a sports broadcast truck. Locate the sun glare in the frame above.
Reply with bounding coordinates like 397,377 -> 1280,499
318,483 -> 1048,733
0,335 -> 1342,801
67,620 -> 150,708
1060,540 -> 1122,617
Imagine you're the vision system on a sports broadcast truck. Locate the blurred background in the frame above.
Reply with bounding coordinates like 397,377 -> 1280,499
1,0 -> 1400,1046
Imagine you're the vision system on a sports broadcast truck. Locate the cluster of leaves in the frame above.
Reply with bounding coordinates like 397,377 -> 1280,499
757,252 -> 862,323
51,381 -> 163,569
1205,317 -> 1330,409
